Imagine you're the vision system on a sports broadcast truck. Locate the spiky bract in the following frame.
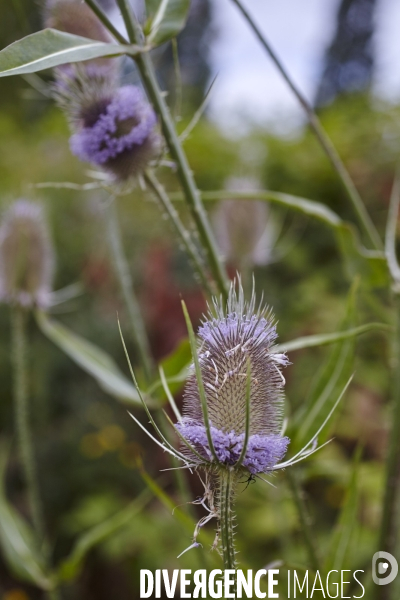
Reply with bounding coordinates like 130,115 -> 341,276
177,284 -> 290,474
0,201 -> 54,308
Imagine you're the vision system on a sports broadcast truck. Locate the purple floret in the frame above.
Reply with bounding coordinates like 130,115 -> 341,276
69,85 -> 157,165
176,422 -> 289,474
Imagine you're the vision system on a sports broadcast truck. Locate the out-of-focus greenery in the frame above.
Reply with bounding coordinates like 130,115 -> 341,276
0,20 -> 398,594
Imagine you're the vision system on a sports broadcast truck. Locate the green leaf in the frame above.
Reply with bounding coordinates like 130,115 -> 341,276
336,224 -> 389,289
0,445 -> 54,590
59,491 -> 151,581
274,322 -> 390,354
144,0 -> 162,20
183,189 -> 389,290
196,190 -> 343,228
147,0 -> 191,46
155,337 -> 190,397
0,29 -> 138,77
324,447 -> 361,572
290,286 -> 358,452
35,311 -> 150,408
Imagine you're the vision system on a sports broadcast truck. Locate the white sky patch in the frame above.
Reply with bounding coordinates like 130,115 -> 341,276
208,0 -> 400,135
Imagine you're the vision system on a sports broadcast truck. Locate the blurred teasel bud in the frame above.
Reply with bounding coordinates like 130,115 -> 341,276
44,0 -> 112,43
0,200 -> 54,308
213,177 -> 277,270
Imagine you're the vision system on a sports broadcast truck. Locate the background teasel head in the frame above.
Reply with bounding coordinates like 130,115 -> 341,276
68,84 -> 162,181
0,200 -> 54,309
176,283 -> 290,475
213,177 -> 276,271
54,67 -> 162,181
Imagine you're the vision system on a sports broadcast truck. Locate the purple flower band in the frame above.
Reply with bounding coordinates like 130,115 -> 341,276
176,422 -> 289,474
70,85 -> 157,165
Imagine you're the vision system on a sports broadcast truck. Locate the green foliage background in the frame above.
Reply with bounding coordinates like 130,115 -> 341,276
0,2 -> 399,597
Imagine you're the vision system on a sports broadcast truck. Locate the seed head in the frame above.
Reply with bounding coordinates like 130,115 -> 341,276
68,84 -> 161,181
177,283 -> 290,474
0,201 -> 54,308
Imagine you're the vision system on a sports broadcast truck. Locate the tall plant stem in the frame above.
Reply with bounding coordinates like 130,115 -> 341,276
379,294 -> 400,565
231,0 -> 382,251
84,0 -> 229,301
218,469 -> 237,580
105,197 -> 154,382
286,469 -> 320,572
144,170 -> 215,298
11,307 -> 46,542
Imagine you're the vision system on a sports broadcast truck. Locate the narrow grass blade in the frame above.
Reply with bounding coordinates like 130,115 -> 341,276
118,321 -> 188,461
128,412 -> 185,461
59,491 -> 151,581
0,445 -> 53,590
290,285 -> 358,450
179,75 -> 218,143
385,174 -> 400,282
274,322 -> 390,354
280,376 -> 353,467
181,301 -> 219,463
35,310 -> 145,407
235,360 -> 251,468
324,446 -> 361,572
159,366 -> 182,420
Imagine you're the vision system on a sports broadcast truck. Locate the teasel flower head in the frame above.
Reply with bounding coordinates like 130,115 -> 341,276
54,67 -> 161,181
0,200 -> 54,308
176,282 -> 290,475
124,280 -> 351,562
69,84 -> 161,181
44,0 -> 112,44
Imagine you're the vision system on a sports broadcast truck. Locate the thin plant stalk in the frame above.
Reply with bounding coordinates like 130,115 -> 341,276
377,296 -> 400,600
105,197 -> 154,382
144,170 -> 215,297
379,176 -> 400,594
171,38 -> 182,121
84,0 -> 229,301
230,0 -> 382,251
379,295 -> 400,548
11,311 -> 62,600
286,469 -> 321,572
11,307 -> 46,544
218,469 -> 238,576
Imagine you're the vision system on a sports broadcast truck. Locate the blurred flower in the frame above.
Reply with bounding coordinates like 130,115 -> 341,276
70,85 -> 161,180
0,200 -> 54,308
55,68 -> 161,181
176,282 -> 290,474
213,177 -> 277,270
44,0 -> 112,43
